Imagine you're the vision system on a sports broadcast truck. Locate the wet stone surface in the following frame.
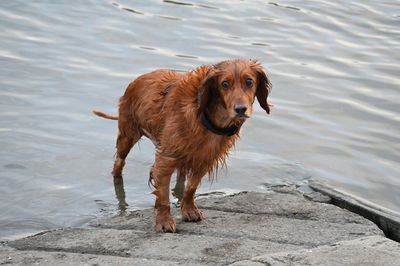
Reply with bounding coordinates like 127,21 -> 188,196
4,188 -> 399,265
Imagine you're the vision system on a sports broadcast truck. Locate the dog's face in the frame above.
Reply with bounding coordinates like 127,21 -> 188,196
199,60 -> 271,122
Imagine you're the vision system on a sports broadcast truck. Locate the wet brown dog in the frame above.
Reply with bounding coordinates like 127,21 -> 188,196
93,59 -> 271,232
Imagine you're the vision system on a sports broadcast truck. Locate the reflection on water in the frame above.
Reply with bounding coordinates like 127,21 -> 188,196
114,172 -> 185,214
0,0 -> 399,241
113,176 -> 128,215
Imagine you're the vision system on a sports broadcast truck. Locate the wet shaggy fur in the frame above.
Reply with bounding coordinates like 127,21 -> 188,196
93,59 -> 271,232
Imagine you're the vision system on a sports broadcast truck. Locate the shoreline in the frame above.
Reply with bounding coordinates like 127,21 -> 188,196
1,183 -> 400,265
309,181 -> 400,242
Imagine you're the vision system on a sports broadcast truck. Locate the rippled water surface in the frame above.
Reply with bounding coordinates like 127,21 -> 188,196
1,0 -> 399,240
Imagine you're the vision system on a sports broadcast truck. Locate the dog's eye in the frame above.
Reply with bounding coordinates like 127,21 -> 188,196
221,80 -> 230,89
245,78 -> 253,87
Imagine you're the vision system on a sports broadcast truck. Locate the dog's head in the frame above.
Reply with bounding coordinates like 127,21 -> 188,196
198,60 -> 271,123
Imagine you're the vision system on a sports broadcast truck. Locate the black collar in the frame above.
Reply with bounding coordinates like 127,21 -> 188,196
200,112 -> 239,136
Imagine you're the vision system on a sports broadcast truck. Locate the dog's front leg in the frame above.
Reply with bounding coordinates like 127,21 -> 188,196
181,172 -> 205,222
152,153 -> 177,233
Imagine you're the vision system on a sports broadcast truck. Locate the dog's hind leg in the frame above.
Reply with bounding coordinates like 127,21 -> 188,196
112,129 -> 141,180
172,168 -> 187,203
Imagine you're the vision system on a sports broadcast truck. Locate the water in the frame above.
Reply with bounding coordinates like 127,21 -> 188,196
0,0 -> 399,241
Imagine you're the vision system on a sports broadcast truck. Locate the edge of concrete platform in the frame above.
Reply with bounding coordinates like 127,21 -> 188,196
309,181 -> 400,242
2,184 -> 400,265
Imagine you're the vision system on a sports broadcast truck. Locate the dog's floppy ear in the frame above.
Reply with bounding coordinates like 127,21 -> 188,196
198,69 -> 217,116
252,62 -> 272,114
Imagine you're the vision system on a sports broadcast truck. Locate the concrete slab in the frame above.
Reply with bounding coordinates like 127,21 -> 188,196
310,181 -> 400,242
8,227 -> 301,264
6,188 -> 390,265
238,235 -> 400,266
0,250 -> 194,266
89,192 -> 381,246
196,191 -> 374,225
7,228 -> 146,257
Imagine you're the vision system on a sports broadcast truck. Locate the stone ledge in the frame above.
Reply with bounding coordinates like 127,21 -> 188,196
309,181 -> 400,242
231,235 -> 400,266
5,187 -> 398,265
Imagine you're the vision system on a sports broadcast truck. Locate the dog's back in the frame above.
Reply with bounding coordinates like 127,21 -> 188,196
118,69 -> 182,142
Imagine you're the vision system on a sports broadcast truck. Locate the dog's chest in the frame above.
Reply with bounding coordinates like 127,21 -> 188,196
192,134 -> 233,162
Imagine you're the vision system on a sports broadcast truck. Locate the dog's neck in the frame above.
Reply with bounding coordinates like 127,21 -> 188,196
201,104 -> 243,136
200,112 -> 239,136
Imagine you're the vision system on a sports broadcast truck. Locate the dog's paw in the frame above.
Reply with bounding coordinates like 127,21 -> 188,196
181,207 -> 204,222
155,216 -> 176,233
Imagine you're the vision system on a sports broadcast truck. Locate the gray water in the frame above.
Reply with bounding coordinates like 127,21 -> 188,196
0,0 -> 399,241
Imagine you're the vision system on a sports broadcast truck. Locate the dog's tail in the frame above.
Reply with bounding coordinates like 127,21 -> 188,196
92,110 -> 118,120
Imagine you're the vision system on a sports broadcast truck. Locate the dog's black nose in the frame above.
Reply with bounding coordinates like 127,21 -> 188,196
234,104 -> 247,115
